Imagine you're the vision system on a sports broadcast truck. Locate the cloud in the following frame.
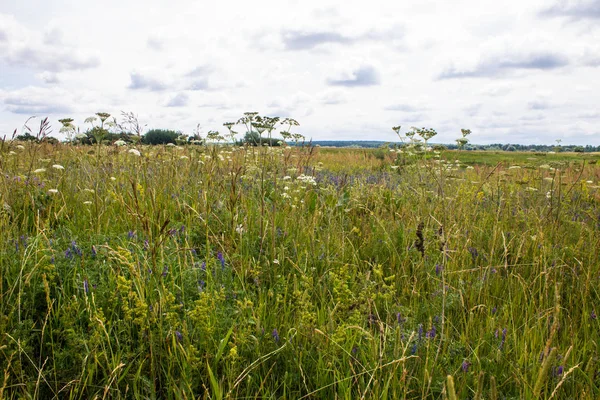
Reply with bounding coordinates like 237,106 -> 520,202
326,65 -> 381,87
147,36 -> 164,51
528,100 -> 555,110
282,31 -> 353,50
128,71 -> 168,91
36,71 -> 60,84
318,89 -> 347,105
0,14 -> 100,73
3,86 -> 74,115
384,104 -> 420,112
274,24 -> 404,51
187,79 -> 209,91
438,52 -> 569,79
539,0 -> 600,20
166,93 -> 189,107
186,65 -> 212,77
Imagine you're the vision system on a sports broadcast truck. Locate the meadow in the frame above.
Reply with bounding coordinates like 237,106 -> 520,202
1,138 -> 600,399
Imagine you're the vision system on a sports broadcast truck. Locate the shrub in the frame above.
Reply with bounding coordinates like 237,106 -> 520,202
142,129 -> 180,145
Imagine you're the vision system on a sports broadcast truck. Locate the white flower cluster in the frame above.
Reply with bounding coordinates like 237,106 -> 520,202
296,174 -> 317,186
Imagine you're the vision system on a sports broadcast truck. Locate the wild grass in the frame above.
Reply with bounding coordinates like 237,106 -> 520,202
1,141 -> 599,399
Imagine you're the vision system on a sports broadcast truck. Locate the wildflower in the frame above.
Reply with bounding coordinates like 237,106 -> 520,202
499,328 -> 507,350
426,326 -> 436,338
162,266 -> 168,277
555,365 -> 564,376
396,312 -> 405,325
128,149 -> 141,156
114,140 -> 127,146
418,324 -> 423,341
110,177 -> 116,181
411,343 -> 418,354
235,224 -> 244,235
508,165 -> 521,169
83,201 -> 92,205
128,230 -> 136,239
33,168 -> 46,174
16,145 -> 25,150
525,187 -> 538,192
217,252 -> 225,268
272,329 -> 280,343
461,360 -> 470,373
273,259 -> 280,264
48,189 -> 59,194
83,279 -> 89,294
52,164 -> 65,170
591,310 -> 597,320
435,264 -> 442,275
175,331 -> 183,342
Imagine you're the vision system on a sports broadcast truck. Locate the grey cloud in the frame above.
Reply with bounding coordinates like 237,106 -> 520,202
128,72 -> 168,91
187,79 -> 209,91
166,93 -> 189,107
147,37 -> 163,51
282,31 -> 353,50
186,65 -> 212,77
37,71 -> 60,84
384,104 -> 419,112
327,66 -> 381,87
438,52 -> 569,79
4,95 -> 72,115
528,100 -> 554,110
539,0 -> 600,19
281,25 -> 403,51
5,46 -> 100,72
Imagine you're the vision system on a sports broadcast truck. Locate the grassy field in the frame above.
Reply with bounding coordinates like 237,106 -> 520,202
1,142 -> 600,399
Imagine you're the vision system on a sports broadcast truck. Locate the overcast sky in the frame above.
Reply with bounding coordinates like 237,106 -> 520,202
1,0 -> 599,144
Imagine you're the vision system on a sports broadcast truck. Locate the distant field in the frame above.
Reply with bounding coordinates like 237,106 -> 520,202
1,142 -> 599,398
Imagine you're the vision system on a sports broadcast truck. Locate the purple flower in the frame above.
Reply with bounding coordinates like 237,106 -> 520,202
351,346 -> 358,355
396,312 -> 405,325
83,279 -> 89,294
272,329 -> 280,343
91,245 -> 97,257
491,307 -> 497,314
411,343 -> 418,355
555,365 -> 564,376
592,310 -> 597,320
175,331 -> 183,342
217,252 -> 225,268
144,240 -> 149,250
198,280 -> 206,291
499,328 -> 507,350
162,266 -> 168,277
200,261 -> 206,271
435,264 -> 442,276
127,230 -> 135,239
418,324 -> 423,341
461,360 -> 470,373
426,326 -> 436,339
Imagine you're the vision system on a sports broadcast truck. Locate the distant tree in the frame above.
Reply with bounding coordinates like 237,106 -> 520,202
15,132 -> 38,142
142,129 -> 180,145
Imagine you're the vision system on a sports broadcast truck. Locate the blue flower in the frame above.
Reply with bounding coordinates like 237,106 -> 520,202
217,252 -> 225,269
272,329 -> 280,343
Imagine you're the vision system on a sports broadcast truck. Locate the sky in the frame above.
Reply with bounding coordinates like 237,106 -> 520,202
0,0 -> 599,145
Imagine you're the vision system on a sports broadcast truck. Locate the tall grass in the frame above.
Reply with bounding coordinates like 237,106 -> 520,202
1,141 -> 599,398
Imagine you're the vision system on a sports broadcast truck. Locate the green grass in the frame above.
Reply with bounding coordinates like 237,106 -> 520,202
1,142 -> 599,399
